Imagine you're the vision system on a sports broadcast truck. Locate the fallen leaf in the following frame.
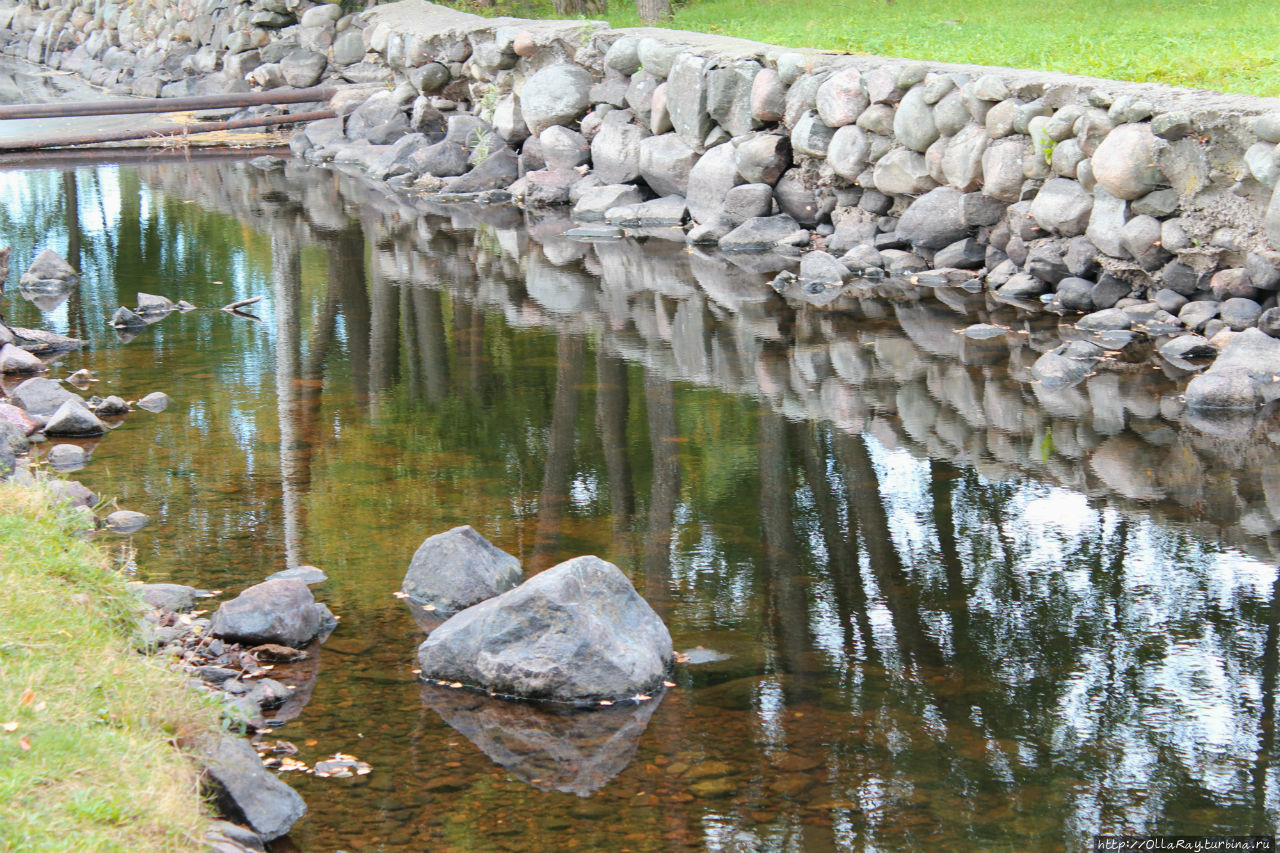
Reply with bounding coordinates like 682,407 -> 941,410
448,682 -> 462,689
392,591 -> 408,599
423,604 -> 436,612
33,701 -> 46,713
19,689 -> 35,706
304,739 -> 319,747
663,680 -> 676,688
18,737 -> 29,750
599,700 -> 614,706
2,722 -> 18,732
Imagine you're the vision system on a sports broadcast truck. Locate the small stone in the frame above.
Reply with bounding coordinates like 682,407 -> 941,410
1077,308 -> 1132,331
135,392 -> 171,413
111,306 -> 146,328
1152,111 -> 1192,141
44,399 -> 106,437
1179,299 -> 1220,331
106,510 -> 149,533
46,443 -> 87,469
265,565 -> 328,585
1220,297 -> 1263,331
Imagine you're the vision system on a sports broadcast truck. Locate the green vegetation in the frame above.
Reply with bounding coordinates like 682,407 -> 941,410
457,0 -> 1280,96
0,481 -> 220,853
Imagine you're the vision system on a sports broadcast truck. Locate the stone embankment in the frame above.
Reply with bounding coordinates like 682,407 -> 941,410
11,0 -> 1280,407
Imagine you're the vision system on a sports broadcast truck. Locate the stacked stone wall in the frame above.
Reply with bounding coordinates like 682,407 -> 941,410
10,0 -> 1280,406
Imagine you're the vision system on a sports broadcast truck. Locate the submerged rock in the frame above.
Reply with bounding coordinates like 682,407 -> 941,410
209,578 -> 330,647
266,565 -> 328,585
9,377 -> 79,415
19,249 -> 78,286
105,509 -> 149,533
136,582 -> 200,612
135,392 -> 171,413
402,525 -> 522,614
417,555 -> 673,703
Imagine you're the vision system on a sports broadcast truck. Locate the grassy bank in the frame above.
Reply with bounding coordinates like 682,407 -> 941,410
0,480 -> 221,852
461,0 -> 1280,97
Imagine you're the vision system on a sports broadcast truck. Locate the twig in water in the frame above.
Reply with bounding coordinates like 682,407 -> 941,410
221,296 -> 262,312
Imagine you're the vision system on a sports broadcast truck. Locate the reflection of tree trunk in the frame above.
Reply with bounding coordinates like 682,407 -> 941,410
596,350 -> 634,537
930,458 -> 970,654
412,288 -> 449,402
368,270 -> 400,401
798,423 -> 874,664
836,434 -> 946,674
293,276 -> 340,492
329,228 -> 370,400
643,373 -> 679,616
452,301 -> 485,395
272,229 -> 304,569
1255,571 -> 1280,816
759,410 -> 818,705
62,171 -> 81,271
531,334 -> 585,571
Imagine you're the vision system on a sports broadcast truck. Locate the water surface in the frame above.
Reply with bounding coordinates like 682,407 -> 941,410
4,159 -> 1278,852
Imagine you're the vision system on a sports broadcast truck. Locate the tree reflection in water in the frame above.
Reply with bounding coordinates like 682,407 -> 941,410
3,159 -> 1278,851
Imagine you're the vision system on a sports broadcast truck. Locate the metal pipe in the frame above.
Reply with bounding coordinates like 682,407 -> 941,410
0,146 -> 291,169
0,108 -> 335,151
0,86 -> 337,120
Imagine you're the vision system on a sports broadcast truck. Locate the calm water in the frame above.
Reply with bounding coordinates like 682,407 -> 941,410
4,158 -> 1280,852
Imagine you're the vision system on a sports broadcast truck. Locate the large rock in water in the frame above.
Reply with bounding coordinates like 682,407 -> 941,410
417,556 -> 673,703
20,249 -> 78,286
199,734 -> 307,842
208,578 -> 328,647
402,525 -> 522,614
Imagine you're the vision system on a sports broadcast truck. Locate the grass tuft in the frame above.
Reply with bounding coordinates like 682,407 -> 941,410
0,480 -> 222,853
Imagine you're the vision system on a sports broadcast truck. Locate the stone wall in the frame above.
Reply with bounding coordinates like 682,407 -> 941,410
10,0 -> 1280,407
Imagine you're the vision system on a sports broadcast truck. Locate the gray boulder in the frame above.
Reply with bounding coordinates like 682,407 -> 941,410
45,443 -> 87,470
416,555 -> 673,702
707,61 -> 760,137
1032,343 -> 1099,389
44,399 -> 105,437
638,133 -> 698,197
1185,327 -> 1280,409
135,293 -> 175,315
719,214 -> 804,251
135,392 -> 171,413
520,64 -> 593,135
266,565 -> 329,585
1221,297 -> 1263,331
790,110 -> 834,158
138,582 -> 199,612
591,117 -> 649,184
20,249 -> 78,286
1091,123 -> 1162,200
873,148 -> 936,196
686,143 -> 743,225
896,187 -> 969,249
664,53 -> 712,149
200,735 -> 307,842
208,578 -> 328,647
105,510 -> 149,533
815,67 -> 868,128
893,85 -> 938,153
734,133 -> 791,186
1030,178 -> 1093,237
0,344 -> 43,375
280,49 -> 326,88
574,185 -> 645,223
402,525 -> 522,614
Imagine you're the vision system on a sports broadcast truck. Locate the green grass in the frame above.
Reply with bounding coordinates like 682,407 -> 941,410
0,481 -> 221,853
457,0 -> 1280,96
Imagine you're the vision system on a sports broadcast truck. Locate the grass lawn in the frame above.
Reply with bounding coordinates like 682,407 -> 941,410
463,0 -> 1280,96
0,481 -> 221,852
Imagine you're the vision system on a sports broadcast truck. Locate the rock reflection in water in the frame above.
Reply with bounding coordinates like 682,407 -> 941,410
420,683 -> 661,797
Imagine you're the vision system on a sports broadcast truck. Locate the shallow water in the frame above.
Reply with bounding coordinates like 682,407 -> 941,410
4,159 -> 1280,851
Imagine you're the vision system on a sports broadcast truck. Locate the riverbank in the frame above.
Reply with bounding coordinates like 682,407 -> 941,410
0,479 -> 220,852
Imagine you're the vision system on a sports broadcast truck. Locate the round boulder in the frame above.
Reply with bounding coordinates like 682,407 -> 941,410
417,555 -> 673,703
402,525 -> 522,614
520,64 -> 594,136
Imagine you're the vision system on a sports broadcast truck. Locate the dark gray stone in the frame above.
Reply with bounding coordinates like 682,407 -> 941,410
44,399 -> 105,437
402,525 -> 521,614
1064,237 -> 1101,278
1077,308 -> 1132,331
444,150 -> 519,193
280,49 -> 326,88
1056,277 -> 1096,312
773,170 -> 831,227
1221,297 -> 1263,331
417,555 -> 672,703
719,214 -> 804,252
1120,215 -> 1170,270
707,61 -> 760,138
1029,178 -> 1093,237
1259,306 -> 1280,338
1032,345 -> 1097,389
1026,245 -> 1070,285
201,735 -> 307,841
1158,334 -> 1217,361
997,273 -> 1048,300
1154,288 -> 1189,314
1179,299 -> 1220,331
735,133 -> 791,186
208,578 -> 326,647
896,187 -> 970,250
933,238 -> 985,269
138,582 -> 199,612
